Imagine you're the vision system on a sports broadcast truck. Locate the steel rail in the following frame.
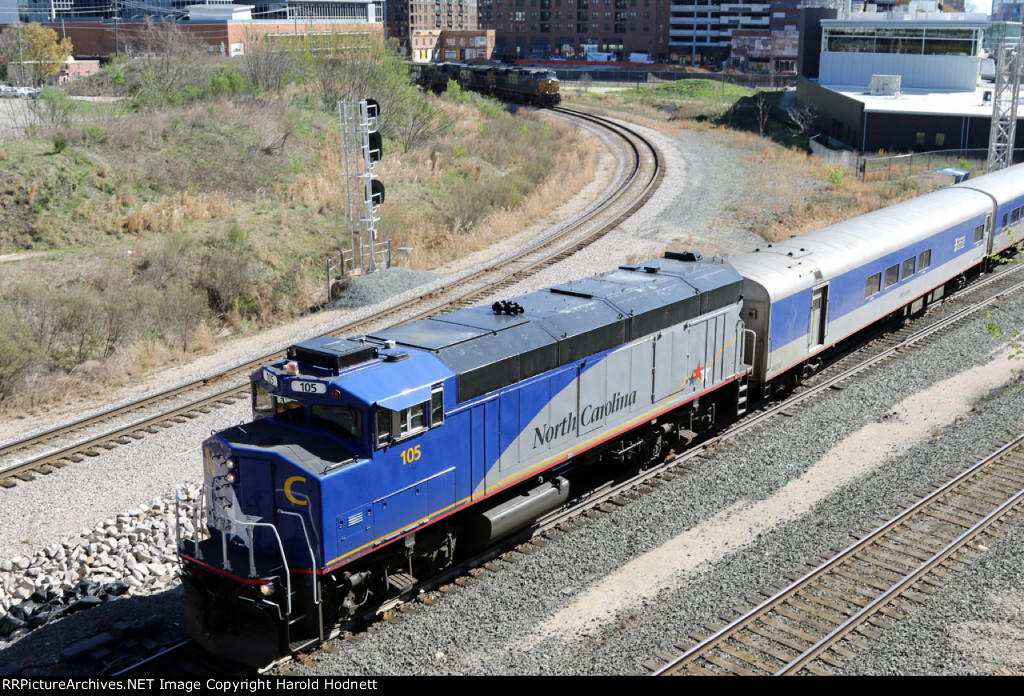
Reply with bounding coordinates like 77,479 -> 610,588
0,109 -> 661,488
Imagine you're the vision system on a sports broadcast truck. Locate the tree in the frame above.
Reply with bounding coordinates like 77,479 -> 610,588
126,18 -> 207,109
299,34 -> 424,138
241,30 -> 292,94
754,91 -> 771,137
0,23 -> 73,86
787,101 -> 818,138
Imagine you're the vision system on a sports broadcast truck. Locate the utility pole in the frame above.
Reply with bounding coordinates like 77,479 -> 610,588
987,43 -> 1022,172
17,21 -> 25,86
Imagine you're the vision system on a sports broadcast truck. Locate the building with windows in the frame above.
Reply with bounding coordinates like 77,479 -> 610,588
477,0 -> 668,61
2,0 -> 384,57
387,0 -> 479,55
668,1 -> 770,65
14,0 -> 384,22
993,0 -> 1024,22
798,1 -> 1002,153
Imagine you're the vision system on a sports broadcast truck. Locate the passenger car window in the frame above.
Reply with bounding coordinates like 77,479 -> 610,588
884,264 -> 899,289
918,249 -> 931,270
902,256 -> 916,278
865,272 -> 881,298
973,224 -> 984,243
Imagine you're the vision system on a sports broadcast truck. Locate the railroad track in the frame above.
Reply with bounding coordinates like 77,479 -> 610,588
109,253 -> 1024,677
0,107 -> 661,489
648,432 -> 1024,676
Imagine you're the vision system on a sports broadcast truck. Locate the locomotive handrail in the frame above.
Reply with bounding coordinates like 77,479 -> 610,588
174,487 -> 295,617
278,509 -> 321,607
742,327 -> 756,370
228,518 -> 293,617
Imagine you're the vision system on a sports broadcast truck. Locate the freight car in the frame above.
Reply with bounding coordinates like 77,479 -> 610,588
418,62 -> 561,106
177,163 -> 1024,666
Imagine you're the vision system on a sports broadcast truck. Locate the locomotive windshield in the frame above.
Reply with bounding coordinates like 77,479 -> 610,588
311,404 -> 363,441
275,396 -> 305,425
251,382 -> 365,441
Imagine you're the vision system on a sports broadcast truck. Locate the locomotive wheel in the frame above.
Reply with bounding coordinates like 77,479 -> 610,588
642,430 -> 664,468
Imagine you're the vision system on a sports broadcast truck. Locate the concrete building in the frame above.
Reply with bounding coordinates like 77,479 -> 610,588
799,1 -> 1001,153
3,1 -> 385,58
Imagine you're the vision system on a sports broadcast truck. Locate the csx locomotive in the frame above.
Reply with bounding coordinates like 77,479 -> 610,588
177,163 -> 1024,666
418,62 -> 561,106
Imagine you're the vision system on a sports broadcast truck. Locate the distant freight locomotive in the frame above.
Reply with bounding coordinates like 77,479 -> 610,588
177,163 -> 1024,666
417,62 -> 561,106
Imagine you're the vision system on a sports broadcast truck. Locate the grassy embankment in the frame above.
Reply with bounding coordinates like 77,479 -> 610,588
0,70 -> 595,411
563,78 -> 917,242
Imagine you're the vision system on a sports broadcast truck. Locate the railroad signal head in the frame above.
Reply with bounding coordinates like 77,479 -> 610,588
368,131 -> 383,164
370,179 -> 385,208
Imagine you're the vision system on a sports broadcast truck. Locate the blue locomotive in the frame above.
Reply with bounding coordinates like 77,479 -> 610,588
179,250 -> 749,664
178,163 -> 1024,666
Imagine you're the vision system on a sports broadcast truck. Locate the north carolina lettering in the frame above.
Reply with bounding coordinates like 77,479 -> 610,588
532,390 -> 637,448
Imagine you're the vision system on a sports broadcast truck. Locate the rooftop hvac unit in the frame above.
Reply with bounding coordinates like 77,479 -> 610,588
868,74 -> 901,96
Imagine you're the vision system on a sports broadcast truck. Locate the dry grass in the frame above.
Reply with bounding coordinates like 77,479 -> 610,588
380,110 -> 597,270
122,192 -> 234,234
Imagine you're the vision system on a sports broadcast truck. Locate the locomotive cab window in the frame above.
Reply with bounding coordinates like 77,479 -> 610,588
375,408 -> 392,448
398,403 -> 427,437
865,272 -> 881,298
430,385 -> 444,427
253,383 -> 273,416
375,402 -> 429,448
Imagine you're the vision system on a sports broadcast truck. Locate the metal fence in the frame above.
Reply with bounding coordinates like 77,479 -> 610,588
857,148 -> 1024,182
553,69 -> 797,90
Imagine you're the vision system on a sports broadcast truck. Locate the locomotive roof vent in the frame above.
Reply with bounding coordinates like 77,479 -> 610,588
664,250 -> 703,262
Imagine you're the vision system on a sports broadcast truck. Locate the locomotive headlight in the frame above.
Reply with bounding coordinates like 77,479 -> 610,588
225,459 -> 236,470
225,472 -> 237,484
259,583 -> 275,597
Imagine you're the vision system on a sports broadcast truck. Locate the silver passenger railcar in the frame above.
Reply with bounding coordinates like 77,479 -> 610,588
730,186 -> 993,393
956,164 -> 1024,259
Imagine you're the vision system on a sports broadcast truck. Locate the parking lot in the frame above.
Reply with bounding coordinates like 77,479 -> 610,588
0,96 -> 34,141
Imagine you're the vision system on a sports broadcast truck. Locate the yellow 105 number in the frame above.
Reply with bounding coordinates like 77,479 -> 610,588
401,444 -> 421,466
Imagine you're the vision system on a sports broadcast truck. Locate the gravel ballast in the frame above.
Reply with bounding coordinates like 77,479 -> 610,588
1,116 -> 1023,676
